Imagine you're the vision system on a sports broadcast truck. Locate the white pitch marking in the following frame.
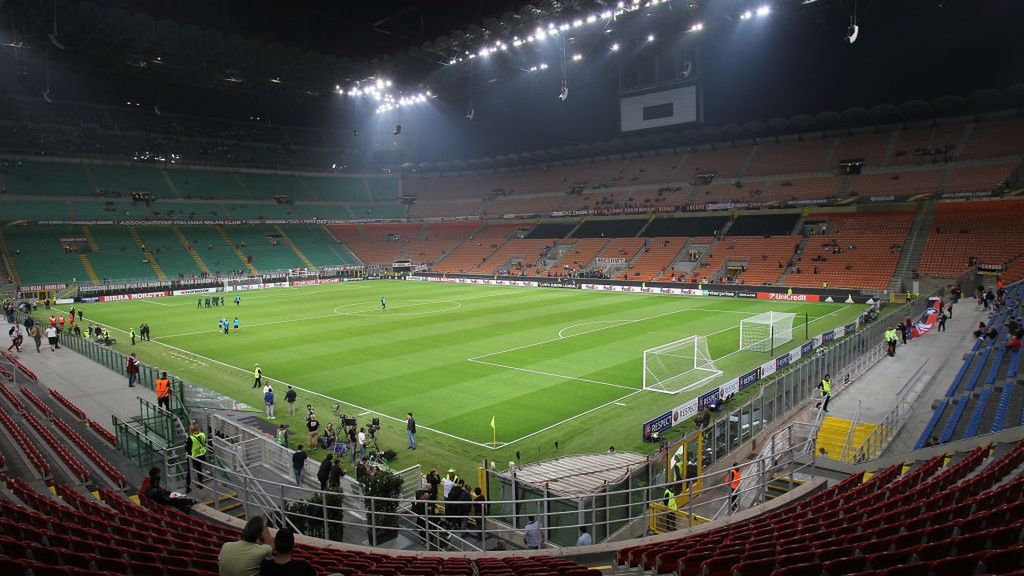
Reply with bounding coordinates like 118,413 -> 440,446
468,358 -> 638,392
135,299 -> 172,307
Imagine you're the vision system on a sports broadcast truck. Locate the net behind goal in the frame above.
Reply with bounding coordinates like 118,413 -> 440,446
740,311 -> 796,353
643,335 -> 723,394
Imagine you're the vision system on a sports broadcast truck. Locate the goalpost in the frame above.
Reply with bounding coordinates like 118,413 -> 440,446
739,311 -> 796,353
643,335 -> 723,394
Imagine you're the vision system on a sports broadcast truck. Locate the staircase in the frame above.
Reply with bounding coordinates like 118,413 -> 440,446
952,123 -> 975,160
821,137 -> 841,170
216,226 -> 259,274
80,226 -> 99,252
171,225 -> 211,275
881,131 -> 900,166
763,476 -> 805,501
204,491 -> 245,519
776,236 -> 811,286
78,254 -> 100,285
816,416 -> 879,462
127,227 -> 168,282
273,225 -> 317,270
564,217 -> 587,239
888,200 -> 936,291
635,213 -> 657,237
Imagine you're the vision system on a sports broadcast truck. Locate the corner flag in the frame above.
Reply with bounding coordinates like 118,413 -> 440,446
490,416 -> 496,448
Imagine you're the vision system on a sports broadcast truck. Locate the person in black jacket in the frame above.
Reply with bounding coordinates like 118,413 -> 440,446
317,453 -> 333,491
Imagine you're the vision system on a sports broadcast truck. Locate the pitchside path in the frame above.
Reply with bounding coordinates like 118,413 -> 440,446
9,338 -> 158,426
826,299 -> 988,456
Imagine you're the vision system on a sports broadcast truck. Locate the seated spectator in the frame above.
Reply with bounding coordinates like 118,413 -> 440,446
143,467 -> 195,513
1007,335 -> 1022,352
220,515 -> 275,576
260,527 -> 316,576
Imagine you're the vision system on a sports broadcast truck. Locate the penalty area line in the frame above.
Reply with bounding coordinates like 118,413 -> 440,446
499,389 -> 645,448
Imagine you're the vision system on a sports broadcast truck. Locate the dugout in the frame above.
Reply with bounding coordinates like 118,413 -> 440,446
488,451 -> 657,547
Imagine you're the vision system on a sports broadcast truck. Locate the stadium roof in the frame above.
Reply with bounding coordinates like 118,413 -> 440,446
511,451 -> 650,497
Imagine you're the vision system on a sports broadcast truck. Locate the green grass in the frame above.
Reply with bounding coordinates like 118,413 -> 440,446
59,281 -> 865,477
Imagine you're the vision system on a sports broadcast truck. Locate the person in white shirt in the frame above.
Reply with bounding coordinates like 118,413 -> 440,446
576,525 -> 592,546
357,428 -> 367,460
44,326 -> 59,351
523,516 -> 542,549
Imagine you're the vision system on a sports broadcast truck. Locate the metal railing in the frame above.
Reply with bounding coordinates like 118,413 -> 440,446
852,359 -> 931,461
171,422 -> 821,550
839,401 -> 864,463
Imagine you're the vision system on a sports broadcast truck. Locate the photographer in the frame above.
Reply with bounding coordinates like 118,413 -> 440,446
305,410 -> 320,448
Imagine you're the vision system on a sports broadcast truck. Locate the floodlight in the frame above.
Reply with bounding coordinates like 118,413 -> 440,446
756,5 -> 771,16
376,79 -> 384,89
529,65 -> 538,71
559,23 -> 570,31
611,42 -> 620,51
479,48 -> 489,57
586,14 -> 597,23
647,33 -> 655,42
847,23 -> 859,43
601,10 -> 613,18
535,28 -> 546,39
690,22 -> 704,31
740,10 -> 753,19
539,63 -> 548,70
573,19 -> 583,27
572,53 -> 582,61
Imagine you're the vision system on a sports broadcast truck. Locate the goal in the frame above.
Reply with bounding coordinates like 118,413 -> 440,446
643,335 -> 723,394
739,311 -> 796,353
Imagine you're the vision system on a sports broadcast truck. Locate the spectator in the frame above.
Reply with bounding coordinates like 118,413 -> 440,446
284,386 -> 297,417
276,424 -> 290,447
143,467 -> 195,513
264,386 -> 275,419
292,445 -> 308,487
259,528 -> 315,576
317,454 -> 333,491
576,525 -> 593,546
219,515 -> 275,576
328,460 -> 345,489
523,516 -> 542,549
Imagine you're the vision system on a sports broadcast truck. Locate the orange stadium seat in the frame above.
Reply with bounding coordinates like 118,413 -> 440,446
784,211 -> 914,290
697,236 -> 800,285
430,222 -> 528,274
620,237 -> 688,281
918,199 -> 1024,279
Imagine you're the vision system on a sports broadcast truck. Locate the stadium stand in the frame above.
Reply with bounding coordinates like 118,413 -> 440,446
90,164 -> 173,198
166,168 -> 249,200
477,238 -> 554,275
698,236 -> 801,285
785,211 -> 915,290
644,215 -> 730,238
918,199 -> 1024,279
621,237 -> 688,281
617,440 -> 1024,576
403,221 -> 481,266
547,238 -> 609,276
5,226 -> 92,286
745,138 -> 832,176
846,169 -> 945,198
430,223 -> 527,274
945,163 -> 1017,194
326,223 -> 420,267
572,218 -> 648,238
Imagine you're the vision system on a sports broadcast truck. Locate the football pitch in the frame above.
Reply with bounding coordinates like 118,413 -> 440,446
62,280 -> 864,469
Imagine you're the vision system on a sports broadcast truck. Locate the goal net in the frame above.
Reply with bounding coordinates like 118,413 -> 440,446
643,335 -> 723,394
740,311 -> 796,353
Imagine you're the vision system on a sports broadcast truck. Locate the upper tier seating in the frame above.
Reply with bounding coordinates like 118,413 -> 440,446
431,223 -> 531,274
133,226 -> 206,278
745,139 -> 832,176
91,164 -> 173,197
166,169 -> 249,199
889,122 -> 965,165
832,131 -> 894,167
945,163 -> 1017,194
1,161 -> 93,196
962,117 -> 1024,160
698,236 -> 800,285
919,200 -> 1024,279
785,211 -> 914,290
617,440 -> 1024,576
686,146 -> 751,180
846,169 -> 945,198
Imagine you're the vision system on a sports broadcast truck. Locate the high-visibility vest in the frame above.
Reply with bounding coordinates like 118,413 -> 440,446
664,489 -> 677,510
728,469 -> 740,490
190,432 -> 207,458
254,367 -> 262,379
820,378 -> 832,396
672,460 -> 685,483
155,378 -> 170,399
